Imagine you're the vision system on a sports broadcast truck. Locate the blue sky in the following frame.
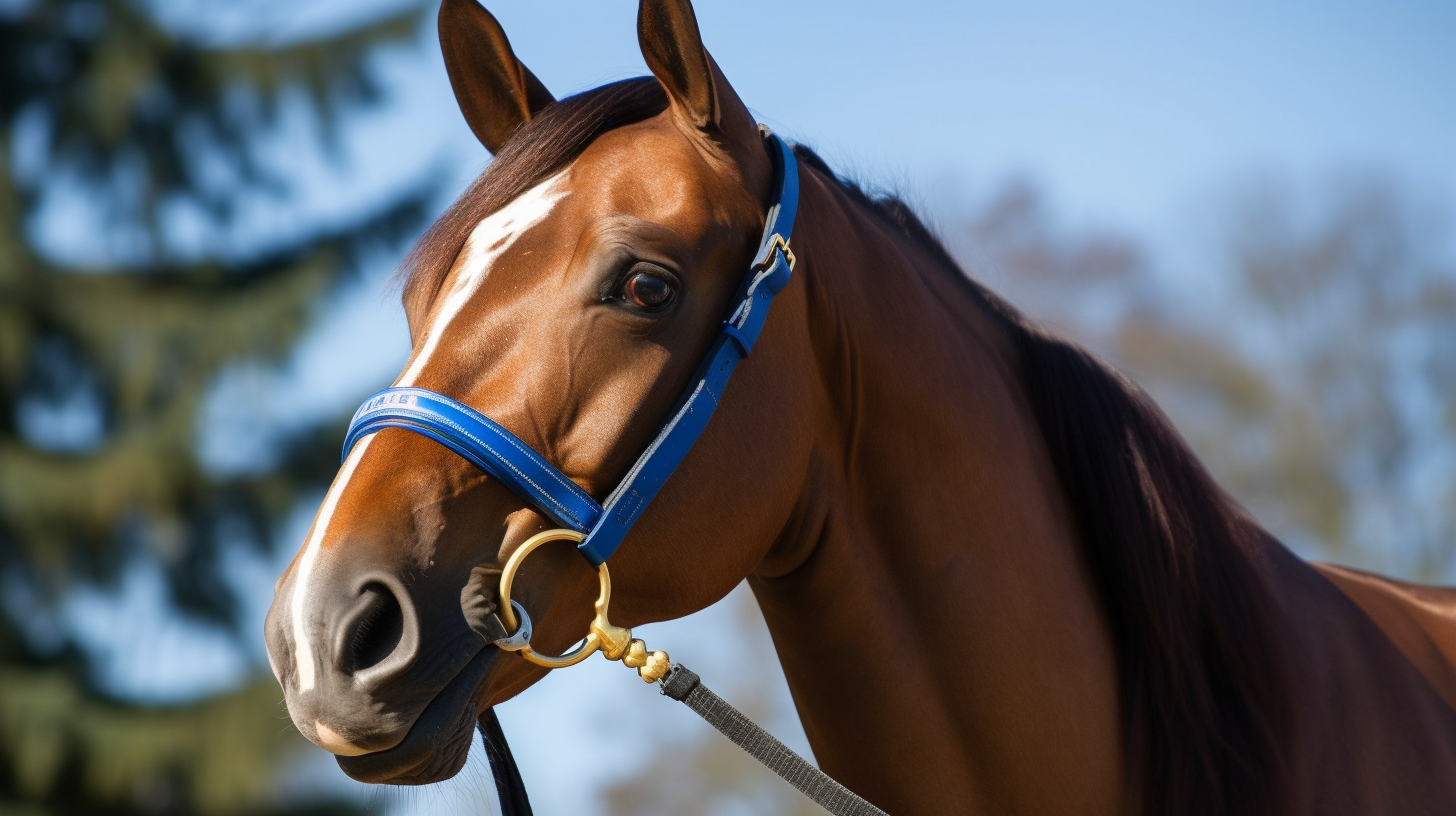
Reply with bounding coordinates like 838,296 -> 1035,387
469,1 -> 1456,232
229,0 -> 1455,427
59,1 -> 1456,812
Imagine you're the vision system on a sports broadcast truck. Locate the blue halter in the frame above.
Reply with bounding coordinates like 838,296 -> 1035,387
342,131 -> 799,567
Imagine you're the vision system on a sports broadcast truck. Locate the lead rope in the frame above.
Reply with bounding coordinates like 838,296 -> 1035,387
479,663 -> 889,816
657,664 -> 890,816
478,708 -> 533,816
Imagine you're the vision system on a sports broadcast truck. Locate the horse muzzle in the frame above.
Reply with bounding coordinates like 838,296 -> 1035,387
264,555 -> 487,773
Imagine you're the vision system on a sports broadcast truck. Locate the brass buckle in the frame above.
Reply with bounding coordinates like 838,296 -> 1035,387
758,233 -> 795,272
495,529 -> 671,682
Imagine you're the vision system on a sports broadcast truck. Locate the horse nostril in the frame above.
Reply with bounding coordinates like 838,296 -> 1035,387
345,582 -> 405,675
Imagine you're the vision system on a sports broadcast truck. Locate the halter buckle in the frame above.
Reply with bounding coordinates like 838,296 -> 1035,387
754,233 -> 795,274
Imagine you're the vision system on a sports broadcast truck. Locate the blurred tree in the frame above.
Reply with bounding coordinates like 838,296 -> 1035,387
1112,175 -> 1456,579
946,173 -> 1456,579
0,0 -> 432,813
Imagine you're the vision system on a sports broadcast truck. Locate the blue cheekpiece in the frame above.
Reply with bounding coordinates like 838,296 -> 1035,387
342,130 -> 800,567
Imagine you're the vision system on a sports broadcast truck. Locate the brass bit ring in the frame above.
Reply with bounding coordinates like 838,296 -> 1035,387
494,528 -> 670,681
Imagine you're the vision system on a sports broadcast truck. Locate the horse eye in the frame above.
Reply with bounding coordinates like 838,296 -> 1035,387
619,269 -> 677,311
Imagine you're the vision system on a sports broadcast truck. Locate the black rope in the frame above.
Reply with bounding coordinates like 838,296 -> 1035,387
659,664 -> 890,816
479,708 -> 534,816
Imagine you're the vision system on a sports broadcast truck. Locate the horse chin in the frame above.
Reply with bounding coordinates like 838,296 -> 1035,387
333,646 -> 496,785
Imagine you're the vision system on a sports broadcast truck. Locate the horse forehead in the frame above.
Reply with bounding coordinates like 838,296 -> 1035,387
569,122 -> 750,229
399,172 -> 572,381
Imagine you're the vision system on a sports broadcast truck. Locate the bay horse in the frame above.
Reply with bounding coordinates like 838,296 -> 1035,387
264,0 -> 1456,813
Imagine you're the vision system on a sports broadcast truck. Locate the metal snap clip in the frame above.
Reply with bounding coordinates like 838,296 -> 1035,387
490,600 -> 534,652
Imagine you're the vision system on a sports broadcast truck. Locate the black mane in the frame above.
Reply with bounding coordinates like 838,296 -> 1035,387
794,145 -> 1297,816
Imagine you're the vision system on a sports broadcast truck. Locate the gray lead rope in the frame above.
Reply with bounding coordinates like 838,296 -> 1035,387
473,580 -> 887,815
658,664 -> 890,816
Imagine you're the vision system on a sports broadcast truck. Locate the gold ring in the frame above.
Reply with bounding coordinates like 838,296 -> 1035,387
496,529 -> 631,669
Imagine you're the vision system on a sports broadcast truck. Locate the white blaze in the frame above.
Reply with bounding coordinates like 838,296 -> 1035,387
397,171 -> 570,387
291,435 -> 373,692
288,172 -> 570,692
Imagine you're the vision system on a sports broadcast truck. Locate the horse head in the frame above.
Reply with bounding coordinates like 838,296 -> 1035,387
264,0 -> 817,785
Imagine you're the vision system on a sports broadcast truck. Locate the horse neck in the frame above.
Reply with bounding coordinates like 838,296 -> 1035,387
746,167 -> 1125,815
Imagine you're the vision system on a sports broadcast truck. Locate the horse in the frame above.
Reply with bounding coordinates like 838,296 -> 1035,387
263,0 -> 1456,813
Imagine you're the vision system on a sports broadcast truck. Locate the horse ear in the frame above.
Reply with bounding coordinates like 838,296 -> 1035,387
637,0 -> 761,155
439,0 -> 555,154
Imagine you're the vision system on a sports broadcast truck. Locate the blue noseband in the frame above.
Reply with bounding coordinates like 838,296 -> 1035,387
342,131 -> 799,567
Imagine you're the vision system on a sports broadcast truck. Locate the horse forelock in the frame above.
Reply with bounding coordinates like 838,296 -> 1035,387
397,78 -> 669,327
795,148 -> 1299,816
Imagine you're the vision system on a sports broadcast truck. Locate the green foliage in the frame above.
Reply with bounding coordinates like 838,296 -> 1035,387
0,0 -> 433,813
0,668 -> 329,815
0,0 -> 418,230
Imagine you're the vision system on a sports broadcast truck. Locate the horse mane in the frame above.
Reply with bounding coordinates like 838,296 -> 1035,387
793,145 -> 1298,816
397,78 -> 668,320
